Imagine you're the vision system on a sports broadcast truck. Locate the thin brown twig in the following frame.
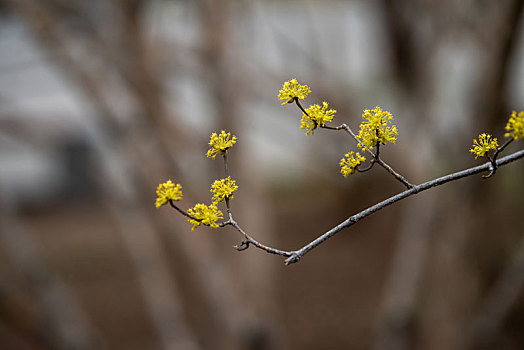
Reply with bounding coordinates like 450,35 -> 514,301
223,153 -> 230,178
296,98 -> 412,188
227,219 -> 293,257
322,122 -> 414,188
169,200 -> 197,220
357,143 -> 380,172
220,152 -> 291,257
294,98 -> 309,115
483,138 -> 513,178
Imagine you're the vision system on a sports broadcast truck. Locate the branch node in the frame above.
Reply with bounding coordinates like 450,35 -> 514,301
482,160 -> 497,179
284,253 -> 301,265
234,240 -> 250,251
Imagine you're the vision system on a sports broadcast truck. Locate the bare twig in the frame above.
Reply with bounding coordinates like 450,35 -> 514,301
324,123 -> 414,188
169,200 -> 198,220
459,234 -> 524,349
221,153 -> 290,257
294,98 -> 309,115
357,143 -> 380,172
223,153 -> 230,178
228,219 -> 293,257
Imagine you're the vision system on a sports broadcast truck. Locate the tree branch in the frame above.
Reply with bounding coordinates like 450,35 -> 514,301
213,149 -> 524,265
283,148 -> 524,264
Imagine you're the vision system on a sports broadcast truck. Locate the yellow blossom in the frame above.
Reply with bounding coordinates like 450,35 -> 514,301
187,203 -> 223,231
211,177 -> 239,205
505,110 -> 524,140
155,180 -> 183,208
278,79 -> 311,105
357,106 -> 398,151
207,130 -> 237,159
300,102 -> 336,135
470,133 -> 498,159
339,152 -> 366,177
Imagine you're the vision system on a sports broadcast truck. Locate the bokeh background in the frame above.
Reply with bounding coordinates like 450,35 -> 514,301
1,0 -> 524,349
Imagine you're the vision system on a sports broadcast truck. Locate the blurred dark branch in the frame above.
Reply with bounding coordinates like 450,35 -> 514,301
0,284 -> 57,349
6,0 -> 190,190
372,194 -> 436,350
3,2 -> 210,348
6,2 -> 264,348
476,0 -> 524,128
0,199 -> 103,350
374,3 -> 524,349
380,0 -> 418,90
5,0 -> 119,131
197,0 -> 237,133
101,198 -> 201,350
460,235 -> 524,350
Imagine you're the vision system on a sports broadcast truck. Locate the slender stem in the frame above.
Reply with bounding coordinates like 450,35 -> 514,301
295,99 -> 318,130
170,199 -> 227,228
357,162 -> 375,172
375,142 -> 381,160
324,123 -> 414,188
296,100 -> 411,186
223,153 -> 230,178
483,138 -> 513,178
298,98 -> 414,188
169,200 -> 196,220
359,143 -> 380,172
221,153 -> 233,218
497,138 -> 514,155
294,98 -> 308,115
375,158 -> 414,188
224,197 -> 232,217
227,219 -> 293,257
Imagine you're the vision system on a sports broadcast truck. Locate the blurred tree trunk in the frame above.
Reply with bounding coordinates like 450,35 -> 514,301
374,1 -> 524,350
0,195 -> 103,350
197,1 -> 278,348
5,0 -> 263,349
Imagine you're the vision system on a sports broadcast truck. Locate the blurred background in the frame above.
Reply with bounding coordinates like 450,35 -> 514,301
1,0 -> 524,349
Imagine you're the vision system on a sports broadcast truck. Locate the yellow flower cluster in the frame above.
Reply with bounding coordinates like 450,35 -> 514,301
357,106 -> 398,151
505,110 -> 524,140
155,180 -> 183,208
207,130 -> 237,159
155,131 -> 241,230
211,176 -> 239,205
300,102 -> 336,135
278,78 -> 311,106
470,133 -> 498,159
339,152 -> 366,177
277,81 -> 401,179
187,204 -> 223,231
